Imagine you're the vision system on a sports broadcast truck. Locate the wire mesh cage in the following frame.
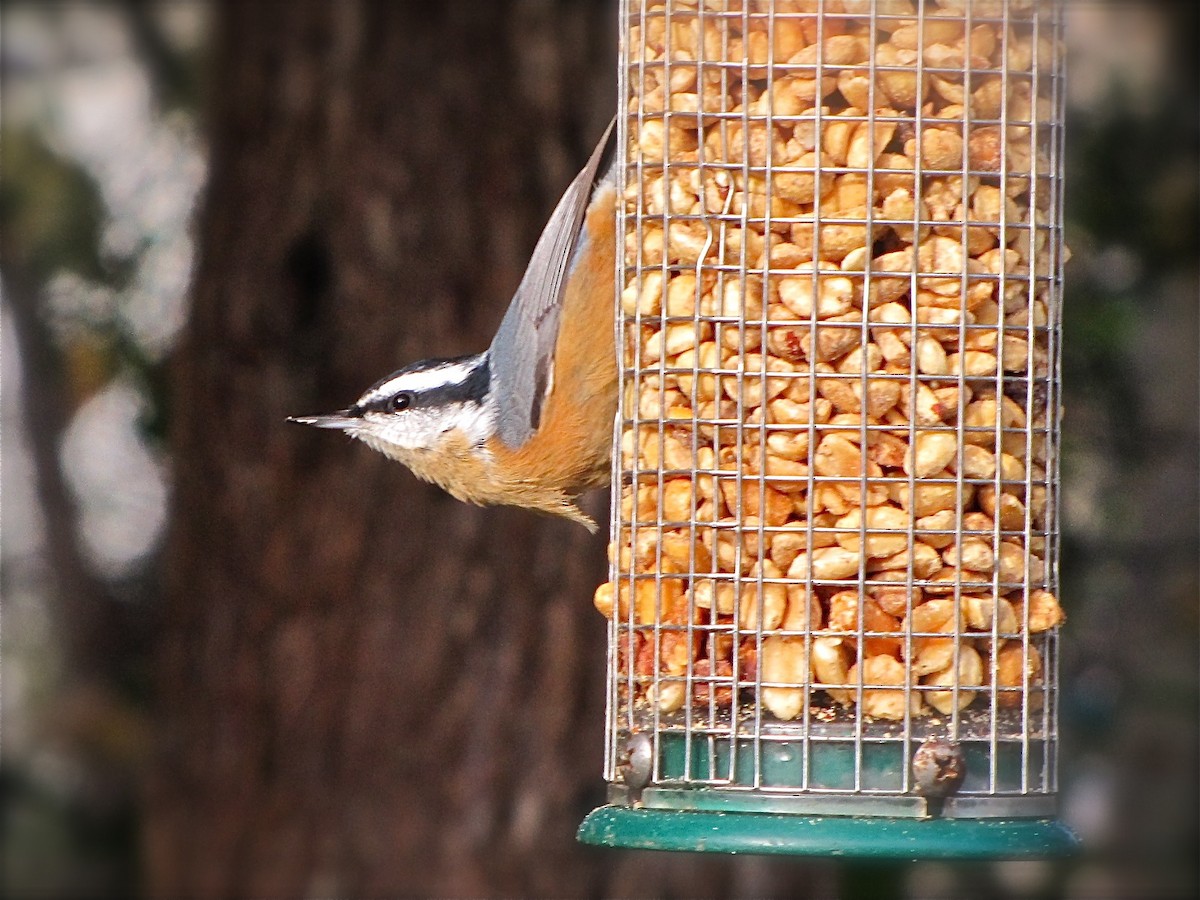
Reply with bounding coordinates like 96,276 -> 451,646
580,0 -> 1078,857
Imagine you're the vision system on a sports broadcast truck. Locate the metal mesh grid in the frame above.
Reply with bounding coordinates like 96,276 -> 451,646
601,0 -> 1065,818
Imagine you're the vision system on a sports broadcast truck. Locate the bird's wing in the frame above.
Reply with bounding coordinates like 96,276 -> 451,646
488,117 -> 617,449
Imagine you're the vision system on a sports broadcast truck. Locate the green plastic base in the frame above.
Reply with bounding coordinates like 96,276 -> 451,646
578,805 -> 1080,859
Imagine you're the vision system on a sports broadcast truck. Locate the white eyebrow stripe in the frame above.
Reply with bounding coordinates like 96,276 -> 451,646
364,361 -> 477,401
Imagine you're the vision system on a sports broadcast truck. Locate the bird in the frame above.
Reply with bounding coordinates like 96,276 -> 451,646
291,119 -> 619,532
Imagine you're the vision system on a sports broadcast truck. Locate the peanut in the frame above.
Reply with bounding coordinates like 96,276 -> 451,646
849,654 -> 923,720
964,594 -> 1020,635
761,635 -> 812,721
811,636 -> 853,704
906,431 -> 958,478
993,640 -> 1044,707
739,560 -> 788,630
925,644 -> 984,714
834,504 -> 911,558
1016,589 -> 1065,632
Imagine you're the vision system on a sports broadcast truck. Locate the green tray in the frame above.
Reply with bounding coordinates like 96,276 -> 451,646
578,805 -> 1080,859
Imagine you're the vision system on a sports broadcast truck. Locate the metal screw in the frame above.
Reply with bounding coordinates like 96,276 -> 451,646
616,732 -> 653,803
912,738 -> 966,798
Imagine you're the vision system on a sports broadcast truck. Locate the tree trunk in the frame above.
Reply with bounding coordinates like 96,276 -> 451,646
147,2 -> 822,895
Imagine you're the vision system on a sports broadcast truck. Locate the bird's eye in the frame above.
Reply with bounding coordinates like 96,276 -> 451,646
389,391 -> 414,413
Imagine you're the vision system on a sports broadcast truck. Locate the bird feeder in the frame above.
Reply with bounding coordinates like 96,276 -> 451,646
579,0 -> 1078,857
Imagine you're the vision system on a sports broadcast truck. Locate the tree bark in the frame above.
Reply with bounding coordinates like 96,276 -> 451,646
147,2 -> 821,895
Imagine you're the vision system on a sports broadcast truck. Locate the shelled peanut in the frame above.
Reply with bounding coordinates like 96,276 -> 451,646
600,0 -> 1064,722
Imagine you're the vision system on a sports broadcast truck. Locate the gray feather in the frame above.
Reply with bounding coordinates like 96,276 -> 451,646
488,118 -> 617,448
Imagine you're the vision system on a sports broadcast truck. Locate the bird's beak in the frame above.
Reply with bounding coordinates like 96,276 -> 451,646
288,411 -> 357,430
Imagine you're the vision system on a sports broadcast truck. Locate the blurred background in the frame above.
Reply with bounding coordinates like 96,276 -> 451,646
1,1 -> 1195,897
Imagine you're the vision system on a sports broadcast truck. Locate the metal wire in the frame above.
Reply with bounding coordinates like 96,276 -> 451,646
607,0 -> 1064,818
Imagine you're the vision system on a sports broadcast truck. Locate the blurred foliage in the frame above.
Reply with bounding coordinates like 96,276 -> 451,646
1,765 -> 136,900
0,128 -> 109,283
1062,9 -> 1200,465
1067,85 -> 1199,265
1,124 -> 175,442
1,6 -> 195,898
123,0 -> 204,112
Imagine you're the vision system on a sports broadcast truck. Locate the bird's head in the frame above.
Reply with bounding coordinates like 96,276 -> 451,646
291,353 -> 495,461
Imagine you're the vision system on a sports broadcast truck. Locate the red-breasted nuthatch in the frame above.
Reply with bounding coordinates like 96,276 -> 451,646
292,120 -> 618,531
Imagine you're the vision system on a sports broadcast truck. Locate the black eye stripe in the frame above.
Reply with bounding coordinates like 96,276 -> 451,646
356,354 -> 490,415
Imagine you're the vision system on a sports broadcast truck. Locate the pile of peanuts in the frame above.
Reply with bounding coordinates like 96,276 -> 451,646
594,0 -> 1066,722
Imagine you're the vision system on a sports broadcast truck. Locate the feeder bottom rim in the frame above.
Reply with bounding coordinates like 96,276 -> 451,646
577,804 -> 1080,858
